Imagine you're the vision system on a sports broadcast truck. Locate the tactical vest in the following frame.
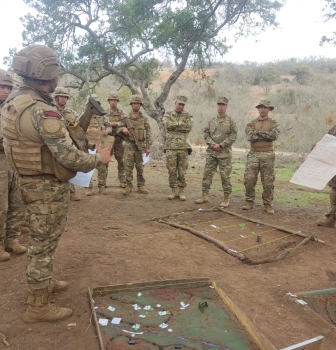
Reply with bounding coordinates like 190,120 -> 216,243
1,89 -> 76,180
126,113 -> 146,142
89,115 -> 105,129
250,118 -> 274,152
108,108 -> 123,125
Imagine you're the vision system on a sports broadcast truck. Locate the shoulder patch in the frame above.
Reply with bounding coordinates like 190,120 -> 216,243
43,118 -> 62,133
247,123 -> 253,127
43,110 -> 62,119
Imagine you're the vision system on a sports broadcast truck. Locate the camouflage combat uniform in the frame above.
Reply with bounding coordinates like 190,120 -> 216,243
117,111 -> 152,189
163,110 -> 193,189
202,114 -> 238,193
55,105 -> 79,195
86,114 -> 110,189
1,86 -> 103,290
244,117 -> 280,207
105,107 -> 125,185
0,75 -> 26,262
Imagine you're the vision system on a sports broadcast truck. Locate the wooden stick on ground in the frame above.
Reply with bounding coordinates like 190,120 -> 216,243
158,219 -> 246,261
218,208 -> 324,244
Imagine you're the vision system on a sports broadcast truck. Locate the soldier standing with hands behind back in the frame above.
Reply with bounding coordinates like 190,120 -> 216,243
243,100 -> 280,214
118,94 -> 152,195
195,97 -> 237,207
1,44 -> 110,323
163,96 -> 193,201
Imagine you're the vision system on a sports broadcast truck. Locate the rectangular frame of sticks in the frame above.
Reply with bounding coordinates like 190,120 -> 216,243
152,207 -> 323,265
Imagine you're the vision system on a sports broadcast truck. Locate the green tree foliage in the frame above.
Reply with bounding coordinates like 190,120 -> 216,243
291,67 -> 312,85
16,0 -> 284,128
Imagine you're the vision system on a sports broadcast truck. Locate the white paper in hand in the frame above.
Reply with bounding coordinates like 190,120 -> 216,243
70,149 -> 96,187
142,153 -> 150,165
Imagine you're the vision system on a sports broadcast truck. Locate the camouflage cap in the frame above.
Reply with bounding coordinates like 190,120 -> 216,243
217,96 -> 228,105
129,94 -> 143,105
107,91 -> 119,101
255,99 -> 274,111
0,69 -> 14,87
54,86 -> 69,98
176,95 -> 187,105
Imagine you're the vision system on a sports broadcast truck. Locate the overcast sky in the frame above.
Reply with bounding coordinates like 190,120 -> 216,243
1,0 -> 335,70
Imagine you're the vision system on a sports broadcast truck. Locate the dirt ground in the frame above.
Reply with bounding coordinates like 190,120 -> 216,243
1,152 -> 336,350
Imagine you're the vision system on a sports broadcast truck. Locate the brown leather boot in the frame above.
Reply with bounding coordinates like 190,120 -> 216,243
99,186 -> 107,195
138,186 -> 149,194
85,188 -> 93,196
168,188 -> 178,200
52,279 -> 69,293
220,193 -> 230,208
265,205 -> 274,215
316,216 -> 335,227
195,191 -> 209,204
178,187 -> 186,201
23,284 -> 73,323
70,192 -> 80,201
0,248 -> 10,262
5,240 -> 27,254
123,187 -> 132,195
242,201 -> 254,210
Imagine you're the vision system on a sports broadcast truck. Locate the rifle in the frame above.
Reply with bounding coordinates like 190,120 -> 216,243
123,117 -> 143,155
67,97 -> 107,153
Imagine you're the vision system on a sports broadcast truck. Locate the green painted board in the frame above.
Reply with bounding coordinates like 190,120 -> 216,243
93,285 -> 258,349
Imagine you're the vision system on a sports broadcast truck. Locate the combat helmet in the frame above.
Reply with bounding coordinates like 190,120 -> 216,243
12,44 -> 60,81
107,91 -> 119,101
54,86 -> 69,99
129,94 -> 142,105
0,69 -> 14,87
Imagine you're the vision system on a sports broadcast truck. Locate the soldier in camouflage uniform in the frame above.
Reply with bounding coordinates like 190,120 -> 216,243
118,94 -> 152,194
85,94 -> 112,196
54,86 -> 80,201
163,96 -> 193,201
243,100 -> 280,214
316,125 -> 336,227
195,97 -> 238,207
0,70 -> 27,262
1,45 -> 110,322
105,91 -> 126,188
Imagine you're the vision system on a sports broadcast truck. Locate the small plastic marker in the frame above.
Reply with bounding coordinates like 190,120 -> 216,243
137,292 -> 142,297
